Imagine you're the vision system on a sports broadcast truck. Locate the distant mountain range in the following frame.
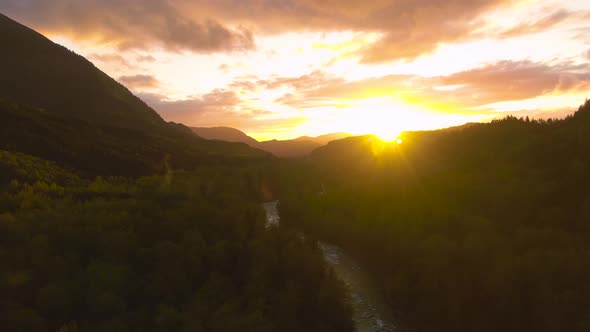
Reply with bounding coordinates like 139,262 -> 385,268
191,127 -> 351,157
0,13 -> 268,175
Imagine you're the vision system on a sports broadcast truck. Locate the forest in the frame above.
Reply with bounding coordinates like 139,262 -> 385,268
0,14 -> 357,332
275,100 -> 590,332
0,150 -> 353,332
2,10 -> 590,332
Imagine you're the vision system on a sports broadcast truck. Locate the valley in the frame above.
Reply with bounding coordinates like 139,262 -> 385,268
1,8 -> 590,332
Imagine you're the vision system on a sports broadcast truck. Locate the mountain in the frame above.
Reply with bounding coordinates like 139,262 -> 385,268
295,132 -> 351,145
258,139 -> 322,158
310,135 -> 380,162
191,126 -> 259,145
0,14 -> 268,175
0,13 -> 162,131
191,126 -> 350,158
277,100 -> 590,332
0,14 -> 354,332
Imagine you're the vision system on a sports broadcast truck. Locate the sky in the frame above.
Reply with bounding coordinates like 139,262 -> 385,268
2,0 -> 590,140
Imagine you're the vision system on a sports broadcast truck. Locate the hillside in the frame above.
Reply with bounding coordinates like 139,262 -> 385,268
191,127 -> 259,145
296,132 -> 351,145
191,126 -> 350,158
0,14 -> 268,175
277,100 -> 590,332
258,139 -> 322,158
0,13 -> 161,131
0,100 -> 269,176
0,13 -> 354,331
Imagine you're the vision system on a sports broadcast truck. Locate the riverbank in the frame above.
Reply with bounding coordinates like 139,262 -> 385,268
263,201 -> 397,332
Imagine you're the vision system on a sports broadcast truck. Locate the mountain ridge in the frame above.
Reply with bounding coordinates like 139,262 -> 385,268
191,126 -> 351,157
0,13 -> 164,131
0,14 -> 269,175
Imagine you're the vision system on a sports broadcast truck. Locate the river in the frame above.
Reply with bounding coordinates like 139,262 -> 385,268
263,201 -> 397,332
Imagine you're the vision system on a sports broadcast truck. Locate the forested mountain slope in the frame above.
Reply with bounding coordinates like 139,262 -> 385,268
0,14 -> 354,332
0,13 -> 162,131
277,100 -> 590,332
0,14 -> 269,176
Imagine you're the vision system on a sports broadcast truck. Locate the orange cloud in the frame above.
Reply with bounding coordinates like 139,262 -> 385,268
499,9 -> 573,38
262,60 -> 590,112
1,0 -> 538,62
231,70 -> 344,92
139,90 -> 305,133
441,60 -> 590,105
1,0 -> 254,52
118,74 -> 160,89
89,53 -> 133,68
3,1 -> 588,138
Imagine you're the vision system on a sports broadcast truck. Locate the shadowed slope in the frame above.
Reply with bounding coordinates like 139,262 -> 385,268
192,127 -> 350,158
0,14 -> 269,175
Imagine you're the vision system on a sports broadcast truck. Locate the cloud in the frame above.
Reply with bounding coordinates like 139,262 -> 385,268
139,89 -> 242,125
118,74 -> 160,89
499,9 -> 573,38
6,1 -> 585,63
139,90 -> 304,132
89,53 -> 133,68
1,0 -> 254,53
1,0 -> 519,62
206,0 -> 514,62
136,55 -> 156,62
230,70 -> 343,92
142,89 -> 239,113
136,60 -> 590,133
268,61 -> 590,112
440,60 -> 590,105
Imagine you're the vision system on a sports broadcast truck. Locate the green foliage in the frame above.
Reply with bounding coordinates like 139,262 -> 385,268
0,150 -> 352,332
276,100 -> 590,332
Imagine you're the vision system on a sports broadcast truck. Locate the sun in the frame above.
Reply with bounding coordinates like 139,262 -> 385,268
375,130 -> 402,142
301,96 -> 479,143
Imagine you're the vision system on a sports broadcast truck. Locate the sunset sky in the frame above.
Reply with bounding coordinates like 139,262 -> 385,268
2,0 -> 590,140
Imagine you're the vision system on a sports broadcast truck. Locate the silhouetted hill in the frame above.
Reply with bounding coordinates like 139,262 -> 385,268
0,13 -> 162,131
191,127 -> 259,145
191,126 -> 350,158
0,14 -> 268,175
260,133 -> 352,157
0,100 -> 269,176
278,100 -> 590,332
297,132 -> 351,145
311,101 -> 590,170
312,134 -> 377,154
258,139 -> 322,158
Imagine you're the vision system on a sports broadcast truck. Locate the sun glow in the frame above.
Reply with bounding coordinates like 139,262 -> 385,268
295,96 -> 487,140
375,130 -> 402,142
37,0 -> 590,142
